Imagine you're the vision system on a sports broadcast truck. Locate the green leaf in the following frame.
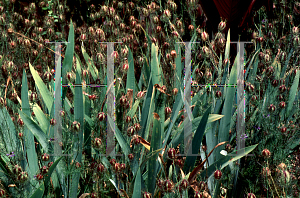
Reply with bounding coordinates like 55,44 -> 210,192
29,63 -> 53,113
200,144 -> 258,179
151,43 -> 162,86
21,69 -> 39,189
183,106 -> 211,174
126,47 -> 136,98
44,156 -> 63,188
18,110 -> 48,153
286,70 -> 300,118
126,100 -> 140,118
107,115 -> 131,157
81,45 -> 98,81
216,53 -> 238,161
62,20 -> 75,109
32,104 -> 48,133
29,183 -> 45,198
69,71 -> 84,198
147,116 -> 162,194
0,106 -> 17,154
132,168 -> 142,198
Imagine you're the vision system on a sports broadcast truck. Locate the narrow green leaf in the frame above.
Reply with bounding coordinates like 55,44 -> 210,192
44,156 -> 63,188
18,110 -> 48,153
21,69 -> 39,189
107,115 -> 130,157
200,144 -> 258,179
32,104 -> 48,133
216,53 -> 238,161
29,183 -> 45,198
29,63 -> 53,113
183,106 -> 211,174
126,48 -> 136,99
69,71 -> 84,198
126,100 -> 140,118
62,20 -> 75,110
132,168 -> 142,198
286,70 -> 300,118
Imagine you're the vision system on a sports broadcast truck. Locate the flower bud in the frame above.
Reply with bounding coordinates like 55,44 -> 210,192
36,173 -> 43,180
280,126 -> 287,133
13,165 -> 22,175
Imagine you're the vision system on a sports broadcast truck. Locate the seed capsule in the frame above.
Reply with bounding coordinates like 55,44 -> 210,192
279,84 -> 286,93
72,121 -> 81,132
143,192 -> 152,198
165,107 -> 172,115
40,166 -> 48,174
262,148 -> 271,158
215,91 -> 222,98
279,101 -> 286,108
218,21 -> 226,31
128,153 -> 134,160
50,118 -> 56,126
167,148 -> 176,159
17,171 -> 28,182
127,126 -> 135,137
164,179 -> 174,192
268,104 -> 276,112
42,153 -> 49,161
97,163 -> 104,173
93,138 -> 102,148
247,193 -> 256,198
214,169 -> 222,180
97,112 -> 106,121
280,126 -> 287,133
